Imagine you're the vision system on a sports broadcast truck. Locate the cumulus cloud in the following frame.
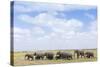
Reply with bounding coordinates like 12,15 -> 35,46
55,19 -> 83,32
18,13 -> 84,41
14,12 -> 97,51
14,27 -> 31,41
18,13 -> 83,33
30,26 -> 47,38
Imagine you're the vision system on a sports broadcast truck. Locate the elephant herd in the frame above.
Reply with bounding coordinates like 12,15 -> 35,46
24,50 -> 94,61
74,50 -> 94,59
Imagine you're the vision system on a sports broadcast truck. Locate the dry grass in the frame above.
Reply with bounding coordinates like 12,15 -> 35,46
11,49 -> 97,66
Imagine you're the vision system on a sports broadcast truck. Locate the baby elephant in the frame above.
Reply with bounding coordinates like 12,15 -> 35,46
85,52 -> 94,58
24,54 -> 34,61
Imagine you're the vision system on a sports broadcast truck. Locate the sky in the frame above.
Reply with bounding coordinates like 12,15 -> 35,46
12,1 -> 97,51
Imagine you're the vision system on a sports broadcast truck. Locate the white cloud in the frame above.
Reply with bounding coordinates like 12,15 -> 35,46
85,13 -> 96,20
33,13 -> 55,26
14,13 -> 97,51
89,21 -> 97,32
14,26 -> 97,51
31,26 -> 46,37
52,19 -> 83,33
18,13 -> 53,26
18,14 -> 34,23
18,13 -> 84,42
19,13 -> 83,33
14,27 -> 31,41
14,27 -> 30,34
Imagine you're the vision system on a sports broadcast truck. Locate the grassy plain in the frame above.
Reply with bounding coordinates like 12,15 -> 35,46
11,49 -> 97,66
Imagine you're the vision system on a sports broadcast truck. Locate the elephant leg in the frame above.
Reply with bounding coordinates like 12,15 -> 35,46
77,54 -> 79,59
88,55 -> 90,58
55,56 -> 58,60
69,56 -> 71,60
83,54 -> 85,58
90,56 -> 92,58
49,57 -> 52,60
70,56 -> 73,60
80,55 -> 81,58
69,56 -> 72,60
66,56 -> 69,60
51,57 -> 53,60
41,56 -> 44,60
90,55 -> 93,58
39,57 -> 41,60
35,56 -> 37,60
81,55 -> 83,58
89,55 -> 91,58
29,57 -> 33,61
27,56 -> 30,60
93,55 -> 94,58
68,57 -> 70,60
92,54 -> 94,58
25,56 -> 28,60
41,56 -> 43,60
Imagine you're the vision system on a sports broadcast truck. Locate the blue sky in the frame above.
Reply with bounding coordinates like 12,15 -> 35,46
13,1 -> 97,51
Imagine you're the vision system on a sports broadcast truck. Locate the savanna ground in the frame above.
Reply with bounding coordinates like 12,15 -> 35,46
11,49 -> 97,66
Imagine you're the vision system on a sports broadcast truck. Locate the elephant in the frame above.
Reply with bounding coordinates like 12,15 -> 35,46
24,54 -> 34,61
55,54 -> 61,60
74,50 -> 85,59
44,52 -> 54,60
85,52 -> 94,58
56,51 -> 73,60
34,52 -> 45,60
